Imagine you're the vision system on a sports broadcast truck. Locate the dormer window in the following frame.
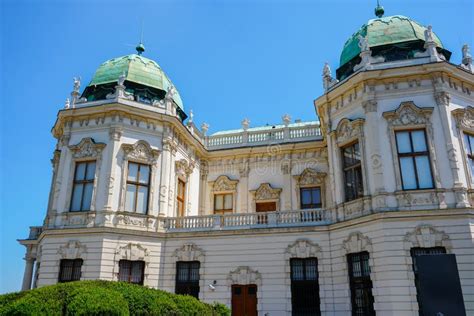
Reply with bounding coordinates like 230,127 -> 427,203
395,130 -> 434,190
125,162 -> 150,214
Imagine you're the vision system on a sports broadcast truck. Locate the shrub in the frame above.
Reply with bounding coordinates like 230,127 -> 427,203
65,286 -> 129,316
0,281 -> 230,316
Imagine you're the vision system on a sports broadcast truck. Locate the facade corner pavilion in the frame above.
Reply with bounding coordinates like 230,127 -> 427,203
19,5 -> 474,316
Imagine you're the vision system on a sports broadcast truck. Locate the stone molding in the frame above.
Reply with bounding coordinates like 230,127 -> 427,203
294,168 -> 326,186
284,239 -> 321,259
68,137 -> 106,159
227,266 -> 262,286
251,183 -> 282,201
122,140 -> 160,165
115,243 -> 150,261
452,106 -> 474,134
335,118 -> 365,146
211,175 -> 239,192
58,240 -> 87,259
175,159 -> 195,178
404,224 -> 452,251
382,101 -> 433,127
342,232 -> 372,254
172,243 -> 205,262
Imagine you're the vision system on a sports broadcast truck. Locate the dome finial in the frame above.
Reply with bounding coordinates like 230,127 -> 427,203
136,21 -> 145,55
375,0 -> 384,18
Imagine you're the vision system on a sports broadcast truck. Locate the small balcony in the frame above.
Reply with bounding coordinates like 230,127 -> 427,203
164,209 -> 331,232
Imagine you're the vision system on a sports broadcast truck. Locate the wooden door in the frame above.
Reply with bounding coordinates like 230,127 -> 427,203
231,284 -> 257,316
256,202 -> 276,224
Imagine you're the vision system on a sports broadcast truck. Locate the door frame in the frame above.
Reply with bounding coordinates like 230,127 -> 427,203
231,284 -> 258,316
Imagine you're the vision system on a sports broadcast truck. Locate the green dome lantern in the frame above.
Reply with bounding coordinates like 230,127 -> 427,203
82,50 -> 185,117
336,14 -> 451,80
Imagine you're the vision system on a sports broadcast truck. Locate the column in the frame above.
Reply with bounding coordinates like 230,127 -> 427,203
21,257 -> 35,291
103,126 -> 123,211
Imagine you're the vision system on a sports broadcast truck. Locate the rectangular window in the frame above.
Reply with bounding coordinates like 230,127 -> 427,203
70,161 -> 96,211
214,193 -> 233,214
464,133 -> 474,183
290,258 -> 321,316
125,162 -> 150,214
58,259 -> 83,283
177,179 -> 186,217
342,142 -> 364,201
347,252 -> 375,316
175,261 -> 200,298
300,187 -> 322,209
410,247 -> 446,316
118,260 -> 145,285
395,130 -> 434,190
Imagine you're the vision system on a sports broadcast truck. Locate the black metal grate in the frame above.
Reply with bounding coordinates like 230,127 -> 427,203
347,252 -> 375,316
290,258 -> 321,316
58,259 -> 83,283
175,261 -> 200,299
118,260 -> 145,285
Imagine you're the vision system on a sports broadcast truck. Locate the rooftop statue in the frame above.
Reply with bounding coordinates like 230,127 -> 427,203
357,34 -> 369,52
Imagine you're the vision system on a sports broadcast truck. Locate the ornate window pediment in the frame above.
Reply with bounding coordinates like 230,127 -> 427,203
342,232 -> 372,254
294,168 -> 326,186
175,159 -> 195,177
58,240 -> 87,259
251,183 -> 282,201
69,137 -> 106,159
227,266 -> 262,286
285,239 -> 321,258
115,243 -> 149,261
211,175 -> 238,192
172,243 -> 205,261
335,118 -> 365,145
383,101 -> 433,127
122,140 -> 160,164
452,106 -> 474,133
404,224 -> 452,250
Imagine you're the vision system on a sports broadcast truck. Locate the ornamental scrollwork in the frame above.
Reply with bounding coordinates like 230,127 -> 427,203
58,240 -> 87,259
212,175 -> 238,192
382,101 -> 433,126
335,118 -> 365,145
227,266 -> 262,286
342,232 -> 372,254
115,243 -> 149,261
295,168 -> 326,186
404,224 -> 452,250
122,140 -> 160,164
172,243 -> 205,261
175,159 -> 195,177
69,137 -> 106,159
452,106 -> 474,133
285,239 -> 321,259
251,183 -> 282,201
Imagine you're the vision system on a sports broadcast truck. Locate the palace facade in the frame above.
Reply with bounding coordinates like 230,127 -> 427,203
19,6 -> 474,316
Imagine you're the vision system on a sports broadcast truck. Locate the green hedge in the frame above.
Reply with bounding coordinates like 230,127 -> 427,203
0,281 -> 230,316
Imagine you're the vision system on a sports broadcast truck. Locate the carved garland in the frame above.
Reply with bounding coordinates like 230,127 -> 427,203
65,138 -> 106,213
119,140 -> 160,213
382,101 -> 440,192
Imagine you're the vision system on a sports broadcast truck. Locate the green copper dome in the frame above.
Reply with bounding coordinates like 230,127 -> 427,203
86,54 -> 184,110
339,15 -> 444,67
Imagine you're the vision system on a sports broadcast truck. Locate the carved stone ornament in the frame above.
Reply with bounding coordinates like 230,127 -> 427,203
342,232 -> 372,254
285,239 -> 321,258
434,91 -> 451,106
172,243 -> 205,261
115,243 -> 149,261
58,240 -> 87,259
227,266 -> 262,286
335,118 -> 365,145
251,183 -> 282,201
175,159 -> 195,177
362,100 -> 377,113
382,101 -> 433,127
69,137 -> 106,159
295,168 -> 326,186
452,106 -> 474,132
212,175 -> 238,192
404,225 -> 452,250
122,140 -> 160,164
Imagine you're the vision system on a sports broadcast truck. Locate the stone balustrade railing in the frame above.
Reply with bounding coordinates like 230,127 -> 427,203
205,122 -> 322,150
164,209 -> 331,232
28,226 -> 43,240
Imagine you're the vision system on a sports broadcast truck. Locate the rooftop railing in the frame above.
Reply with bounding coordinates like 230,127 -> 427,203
205,122 -> 322,150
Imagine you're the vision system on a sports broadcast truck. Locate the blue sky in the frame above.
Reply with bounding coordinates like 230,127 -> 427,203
0,0 -> 472,294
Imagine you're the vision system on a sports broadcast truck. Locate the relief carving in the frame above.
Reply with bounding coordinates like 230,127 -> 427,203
295,168 -> 326,186
115,243 -> 149,261
212,175 -> 238,192
172,243 -> 205,261
122,140 -> 160,164
251,183 -> 282,200
404,224 -> 452,250
452,106 -> 474,132
285,239 -> 321,258
69,137 -> 106,159
227,266 -> 262,286
382,101 -> 433,126
335,118 -> 365,145
58,241 -> 87,259
342,232 -> 372,254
